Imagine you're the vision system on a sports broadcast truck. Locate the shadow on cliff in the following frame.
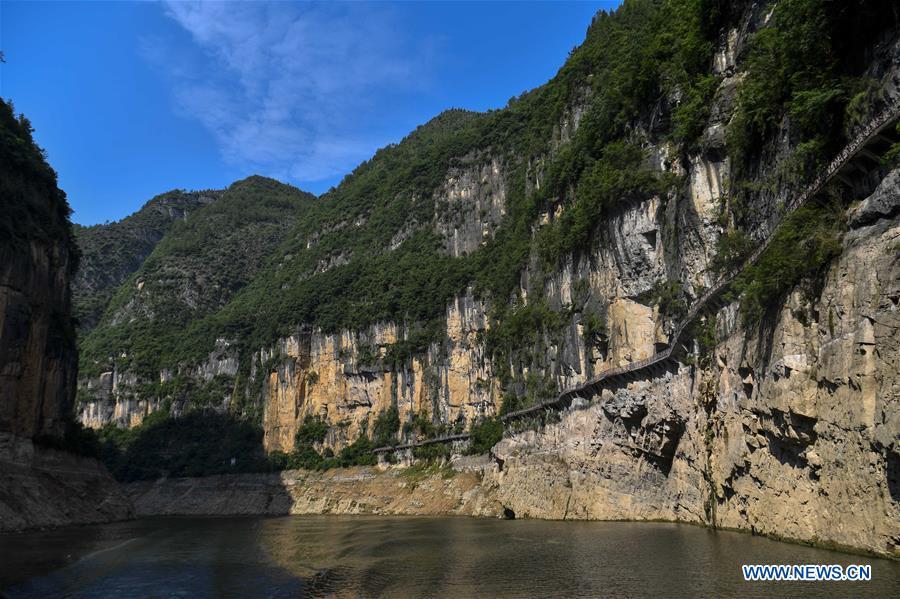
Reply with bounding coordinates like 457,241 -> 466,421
886,450 -> 900,504
97,410 -> 284,485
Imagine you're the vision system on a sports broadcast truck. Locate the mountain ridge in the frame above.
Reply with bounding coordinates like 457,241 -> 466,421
73,187 -> 224,330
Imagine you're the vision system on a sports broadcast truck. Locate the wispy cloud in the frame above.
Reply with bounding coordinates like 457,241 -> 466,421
144,1 -> 432,186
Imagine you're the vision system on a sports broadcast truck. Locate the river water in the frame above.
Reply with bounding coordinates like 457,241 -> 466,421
1,516 -> 897,597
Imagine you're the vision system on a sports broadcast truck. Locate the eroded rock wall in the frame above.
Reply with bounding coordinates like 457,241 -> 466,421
0,240 -> 77,440
487,171 -> 900,557
261,291 -> 500,452
72,4 -> 900,558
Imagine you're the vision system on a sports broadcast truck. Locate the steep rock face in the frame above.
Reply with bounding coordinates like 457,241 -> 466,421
0,102 -> 78,441
0,99 -> 132,531
73,2 -> 740,438
78,338 -> 240,428
435,155 -> 507,258
709,175 -> 900,555
71,0 -> 899,557
487,171 -> 900,557
261,290 -> 499,452
489,370 -> 702,523
78,370 -> 164,429
0,239 -> 76,440
77,155 -> 716,454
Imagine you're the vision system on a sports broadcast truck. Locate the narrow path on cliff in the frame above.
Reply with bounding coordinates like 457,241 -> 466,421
374,99 -> 900,455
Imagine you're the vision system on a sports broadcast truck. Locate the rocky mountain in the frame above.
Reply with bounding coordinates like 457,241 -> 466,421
78,176 -> 315,424
73,188 -> 223,331
0,98 -> 131,530
72,0 -> 900,556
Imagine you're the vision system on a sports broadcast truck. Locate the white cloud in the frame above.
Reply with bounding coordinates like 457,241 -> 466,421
146,1 -> 431,185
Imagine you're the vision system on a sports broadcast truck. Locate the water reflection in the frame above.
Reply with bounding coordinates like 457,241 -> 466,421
2,516 -> 898,597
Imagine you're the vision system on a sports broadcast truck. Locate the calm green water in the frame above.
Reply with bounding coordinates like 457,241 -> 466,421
1,516 -> 897,598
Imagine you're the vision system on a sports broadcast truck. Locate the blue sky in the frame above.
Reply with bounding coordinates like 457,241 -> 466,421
1,1 -> 617,225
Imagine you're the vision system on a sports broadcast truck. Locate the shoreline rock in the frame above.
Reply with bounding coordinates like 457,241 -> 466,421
0,435 -> 133,532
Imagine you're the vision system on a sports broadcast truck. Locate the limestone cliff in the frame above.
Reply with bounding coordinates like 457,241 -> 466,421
0,98 -> 132,530
259,291 -> 500,452
0,101 -> 78,441
0,236 -> 76,441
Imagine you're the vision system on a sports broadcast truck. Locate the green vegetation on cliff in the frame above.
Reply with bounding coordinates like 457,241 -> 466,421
0,99 -> 78,268
467,417 -> 504,455
79,0 -> 727,386
732,197 -> 846,322
728,0 -> 895,177
718,0 -> 894,322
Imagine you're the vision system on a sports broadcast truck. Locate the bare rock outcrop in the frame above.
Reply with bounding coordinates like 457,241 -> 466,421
484,170 -> 900,557
127,461 -> 500,519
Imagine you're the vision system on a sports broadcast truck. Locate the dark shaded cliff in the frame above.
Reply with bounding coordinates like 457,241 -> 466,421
0,98 -> 79,440
0,98 -> 132,530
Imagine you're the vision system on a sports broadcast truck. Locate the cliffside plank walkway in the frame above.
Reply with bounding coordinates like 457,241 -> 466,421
373,433 -> 469,454
374,100 -> 900,455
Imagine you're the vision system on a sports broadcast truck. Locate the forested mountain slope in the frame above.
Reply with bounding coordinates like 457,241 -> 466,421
78,176 -> 315,406
81,0 -> 736,420
73,189 -> 223,331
